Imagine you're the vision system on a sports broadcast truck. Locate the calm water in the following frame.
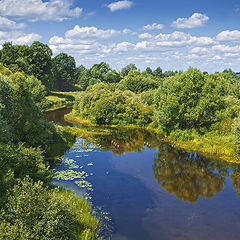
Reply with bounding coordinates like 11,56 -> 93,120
48,109 -> 240,240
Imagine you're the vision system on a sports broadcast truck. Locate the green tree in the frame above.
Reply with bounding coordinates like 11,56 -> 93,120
121,63 -> 137,77
153,67 -> 163,78
0,42 -> 54,91
119,70 -> 158,93
103,70 -> 122,83
28,41 -> 54,90
155,68 -> 233,132
53,53 -> 76,91
0,74 -> 15,121
145,67 -> 153,75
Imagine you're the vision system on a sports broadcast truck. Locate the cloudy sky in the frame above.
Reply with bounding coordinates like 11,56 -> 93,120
0,0 -> 240,72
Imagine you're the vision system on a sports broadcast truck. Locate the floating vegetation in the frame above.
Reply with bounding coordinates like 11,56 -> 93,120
54,170 -> 88,181
75,179 -> 93,189
54,137 -> 101,201
63,158 -> 79,169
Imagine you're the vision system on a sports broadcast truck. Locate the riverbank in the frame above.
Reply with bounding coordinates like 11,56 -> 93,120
46,91 -> 81,112
64,111 -> 240,163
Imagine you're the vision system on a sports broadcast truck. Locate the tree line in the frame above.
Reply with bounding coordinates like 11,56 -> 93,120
0,41 -> 177,92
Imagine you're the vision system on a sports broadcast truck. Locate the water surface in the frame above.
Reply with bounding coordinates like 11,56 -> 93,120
48,109 -> 240,240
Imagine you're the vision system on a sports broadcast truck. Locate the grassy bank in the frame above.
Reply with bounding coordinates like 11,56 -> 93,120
170,134 -> 239,163
65,111 -> 240,163
46,91 -> 81,111
65,111 -> 149,130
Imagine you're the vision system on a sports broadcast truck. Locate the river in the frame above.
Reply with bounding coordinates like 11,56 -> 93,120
46,108 -> 240,240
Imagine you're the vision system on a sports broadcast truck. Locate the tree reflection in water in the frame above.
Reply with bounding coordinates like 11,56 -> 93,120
152,144 -> 232,203
230,164 -> 240,197
70,123 -> 240,203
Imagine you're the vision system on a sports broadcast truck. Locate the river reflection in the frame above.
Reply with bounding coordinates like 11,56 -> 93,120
153,148 -> 228,202
48,110 -> 240,240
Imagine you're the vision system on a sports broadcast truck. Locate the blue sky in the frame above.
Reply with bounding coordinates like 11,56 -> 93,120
0,0 -> 240,72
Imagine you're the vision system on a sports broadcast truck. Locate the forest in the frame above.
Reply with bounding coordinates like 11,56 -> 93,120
1,41 -> 240,239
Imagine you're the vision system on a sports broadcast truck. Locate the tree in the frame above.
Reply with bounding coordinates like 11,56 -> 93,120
121,63 -> 137,77
119,70 -> 158,93
28,41 -> 54,90
0,74 -> 15,121
154,67 -> 233,132
103,70 -> 122,83
89,62 -> 111,81
145,67 -> 153,75
0,42 -> 54,91
53,53 -> 76,91
153,67 -> 163,78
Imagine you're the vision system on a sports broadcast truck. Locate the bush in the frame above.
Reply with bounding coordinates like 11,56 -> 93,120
0,177 -> 99,240
170,128 -> 199,141
232,117 -> 240,154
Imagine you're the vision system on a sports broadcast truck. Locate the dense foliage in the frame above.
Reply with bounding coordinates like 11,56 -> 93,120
74,82 -> 153,126
154,68 -> 235,132
0,64 -> 99,238
0,178 -> 98,240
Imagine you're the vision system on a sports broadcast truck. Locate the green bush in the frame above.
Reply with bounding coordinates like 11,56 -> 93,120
232,117 -> 240,154
0,177 -> 99,240
170,128 -> 199,141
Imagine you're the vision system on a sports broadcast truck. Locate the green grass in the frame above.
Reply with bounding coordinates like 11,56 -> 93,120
53,189 -> 100,240
46,91 -> 81,111
167,132 -> 240,163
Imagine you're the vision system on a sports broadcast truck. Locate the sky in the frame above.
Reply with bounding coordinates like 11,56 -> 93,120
0,0 -> 240,72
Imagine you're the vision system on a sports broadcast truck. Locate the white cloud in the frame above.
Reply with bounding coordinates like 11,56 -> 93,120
154,32 -> 214,47
134,32 -> 215,54
14,33 -> 41,44
216,30 -> 240,41
0,31 -> 41,45
212,44 -> 240,53
49,25 -> 136,57
139,33 -> 153,39
224,53 -> 239,58
143,23 -> 164,30
0,17 -> 25,30
112,41 -> 134,52
172,13 -> 209,29
106,0 -> 133,12
87,12 -> 96,17
64,25 -> 134,39
191,47 -> 209,54
0,0 -> 82,22
213,55 -> 222,60
47,25 -> 240,72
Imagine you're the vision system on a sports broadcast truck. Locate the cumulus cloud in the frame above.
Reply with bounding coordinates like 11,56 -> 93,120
0,0 -> 82,22
106,0 -> 133,12
216,30 -> 240,41
212,44 -> 240,53
64,25 -> 134,39
148,31 -> 213,47
172,13 -> 209,29
191,47 -> 209,54
139,33 -> 153,39
0,17 -> 25,30
0,31 -> 41,45
143,23 -> 164,30
49,25 -> 136,56
134,32 -> 215,55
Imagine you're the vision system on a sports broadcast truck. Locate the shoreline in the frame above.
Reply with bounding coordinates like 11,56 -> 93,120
64,111 -> 240,163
